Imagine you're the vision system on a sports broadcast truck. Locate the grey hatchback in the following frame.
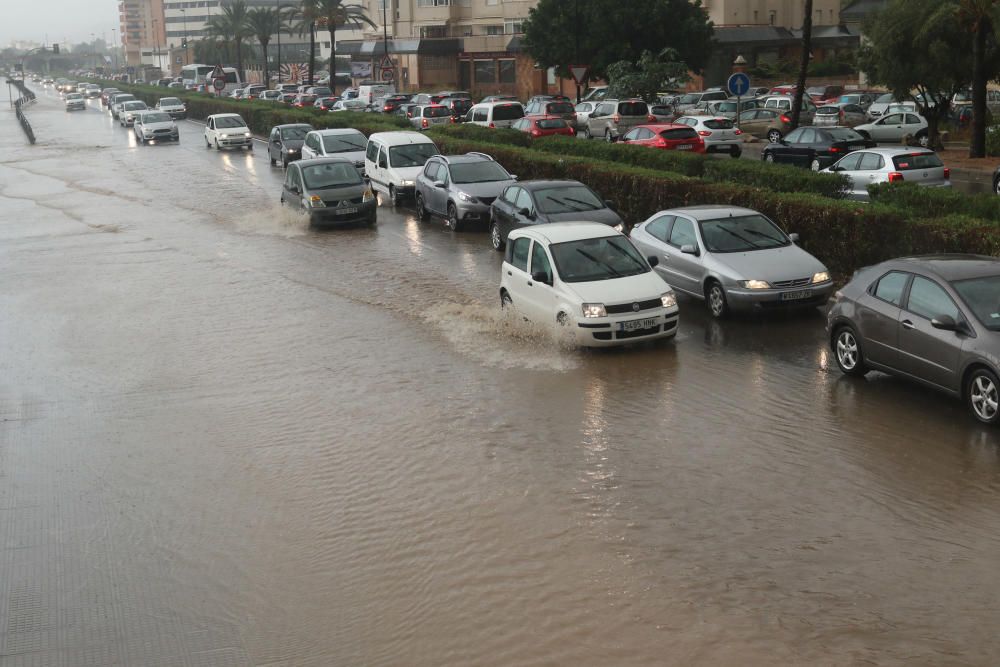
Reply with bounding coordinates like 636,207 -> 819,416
280,157 -> 376,226
828,255 -> 1000,425
414,153 -> 516,231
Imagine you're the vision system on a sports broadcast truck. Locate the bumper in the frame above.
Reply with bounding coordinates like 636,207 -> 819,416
725,281 -> 835,311
574,307 -> 680,347
66,104 -> 85,110
166,111 -> 187,119
308,200 -> 377,224
218,136 -> 252,148
143,132 -> 180,142
455,201 -> 492,222
705,142 -> 742,153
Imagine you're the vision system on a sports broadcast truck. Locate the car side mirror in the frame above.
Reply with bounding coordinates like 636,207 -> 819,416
531,270 -> 552,285
931,315 -> 958,332
788,233 -> 800,243
680,244 -> 699,256
509,174 -> 518,181
434,181 -> 447,189
780,139 -> 789,145
604,199 -> 617,210
518,207 -> 533,219
647,255 -> 659,268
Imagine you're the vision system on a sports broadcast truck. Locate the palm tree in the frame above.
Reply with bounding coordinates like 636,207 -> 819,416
247,7 -> 283,86
205,0 -> 254,82
958,0 -> 999,158
311,0 -> 378,93
284,3 -> 318,85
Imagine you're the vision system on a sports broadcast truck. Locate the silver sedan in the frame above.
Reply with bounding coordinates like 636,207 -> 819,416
629,205 -> 834,318
821,147 -> 951,201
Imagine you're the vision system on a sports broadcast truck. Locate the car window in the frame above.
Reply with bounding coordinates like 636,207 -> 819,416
510,237 -> 530,272
836,153 -> 863,171
575,103 -> 591,112
905,114 -> 922,125
859,153 -> 884,170
617,101 -> 648,116
667,217 -> 697,248
705,118 -> 734,130
366,141 -> 379,162
797,129 -> 816,143
502,186 -> 520,204
530,242 -> 552,281
892,152 -> 943,170
473,108 -> 488,121
514,188 -> 534,213
423,162 -> 439,180
881,114 -> 902,125
378,146 -> 387,168
785,128 -> 804,143
624,128 -> 640,140
906,276 -> 960,321
872,271 -> 910,306
645,215 -> 674,242
492,104 -> 524,121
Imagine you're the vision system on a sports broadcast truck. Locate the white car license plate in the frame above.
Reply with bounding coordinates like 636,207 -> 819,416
335,207 -> 359,215
677,144 -> 693,150
619,317 -> 659,332
781,289 -> 813,301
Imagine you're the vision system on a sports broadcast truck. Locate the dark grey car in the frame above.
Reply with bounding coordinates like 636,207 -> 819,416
488,180 -> 624,250
414,153 -> 516,231
279,157 -> 376,226
828,255 -> 1000,425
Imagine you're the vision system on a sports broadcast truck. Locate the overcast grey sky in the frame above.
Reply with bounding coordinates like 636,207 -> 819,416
4,0 -> 121,47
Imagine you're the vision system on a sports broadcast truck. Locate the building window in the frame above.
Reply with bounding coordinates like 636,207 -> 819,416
474,59 -> 496,83
769,10 -> 776,25
420,25 -> 448,38
753,10 -> 758,23
504,20 -> 523,34
498,59 -> 515,84
485,25 -> 503,35
423,54 -> 452,70
486,0 -> 498,5
416,0 -> 450,6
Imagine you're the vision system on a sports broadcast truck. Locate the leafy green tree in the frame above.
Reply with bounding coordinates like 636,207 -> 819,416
205,0 -> 254,81
605,49 -> 690,102
247,7 -> 282,86
858,0 -> 972,149
522,0 -> 714,80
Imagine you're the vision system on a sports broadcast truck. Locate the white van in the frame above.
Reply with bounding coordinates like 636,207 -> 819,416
358,81 -> 395,105
364,132 -> 440,205
464,101 -> 525,128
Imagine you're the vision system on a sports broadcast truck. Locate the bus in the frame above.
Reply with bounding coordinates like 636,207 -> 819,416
180,63 -> 242,94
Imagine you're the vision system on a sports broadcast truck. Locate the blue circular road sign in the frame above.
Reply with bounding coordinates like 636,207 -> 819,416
727,72 -> 751,97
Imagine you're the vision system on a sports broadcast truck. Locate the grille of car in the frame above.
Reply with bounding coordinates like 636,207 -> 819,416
326,197 -> 364,207
478,196 -> 497,206
771,277 -> 812,288
153,129 -> 173,134
605,298 -> 662,314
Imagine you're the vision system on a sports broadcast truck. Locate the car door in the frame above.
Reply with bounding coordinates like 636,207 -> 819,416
282,163 -> 303,208
857,270 -> 910,368
418,161 -> 439,213
896,275 -> 966,390
205,117 -> 215,143
873,113 -> 904,141
375,145 -> 389,194
830,152 -> 865,197
793,128 -> 818,166
630,215 -> 675,282
428,162 -> 449,214
510,188 -> 539,232
660,215 -> 703,296
587,103 -> 611,135
505,236 -> 534,317
521,240 -> 558,322
493,186 -> 518,237
903,113 -> 924,138
773,128 -> 805,163
269,127 -> 282,161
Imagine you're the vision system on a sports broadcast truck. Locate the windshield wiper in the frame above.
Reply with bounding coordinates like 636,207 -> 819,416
575,249 -> 623,278
563,196 -> 600,210
604,242 -> 646,271
742,228 -> 788,247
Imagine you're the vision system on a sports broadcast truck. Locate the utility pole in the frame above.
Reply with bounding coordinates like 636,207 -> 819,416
181,9 -> 189,64
277,0 -> 282,83
574,0 -> 580,102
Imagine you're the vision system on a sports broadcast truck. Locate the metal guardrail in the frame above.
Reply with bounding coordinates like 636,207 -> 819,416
7,78 -> 37,144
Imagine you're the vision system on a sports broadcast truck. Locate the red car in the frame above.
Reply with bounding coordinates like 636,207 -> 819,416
511,115 -> 576,138
617,123 -> 706,152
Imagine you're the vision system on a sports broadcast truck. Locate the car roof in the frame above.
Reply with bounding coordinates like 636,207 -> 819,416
368,130 -> 437,145
856,147 -> 935,157
430,153 -> 494,165
511,222 -> 620,244
888,255 -> 1000,282
473,101 -> 524,108
311,127 -> 365,135
296,156 -> 357,167
663,205 -> 760,220
275,123 -> 312,129
209,113 -> 244,119
517,179 -> 586,192
635,123 -> 696,131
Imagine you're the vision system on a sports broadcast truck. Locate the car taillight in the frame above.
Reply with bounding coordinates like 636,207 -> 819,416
698,130 -> 712,136
647,114 -> 656,122
450,116 -> 457,123
488,122 -> 495,128
530,129 -> 541,137
829,146 -> 843,153
613,114 -> 621,123
384,105 -> 391,111
422,118 -> 429,128
656,137 -> 667,147
734,128 -> 743,135
888,172 -> 904,183
943,167 -> 951,180
780,114 -> 791,123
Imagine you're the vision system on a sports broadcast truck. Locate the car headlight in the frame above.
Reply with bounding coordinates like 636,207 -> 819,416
308,195 -> 326,208
582,303 -> 607,318
244,132 -> 252,137
457,191 -> 476,203
401,180 -> 414,187
739,280 -> 771,289
363,189 -> 375,203
812,271 -> 830,284
613,223 -> 624,232
661,292 -> 677,309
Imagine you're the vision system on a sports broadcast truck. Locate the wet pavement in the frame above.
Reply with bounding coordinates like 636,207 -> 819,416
2,87 -> 1000,666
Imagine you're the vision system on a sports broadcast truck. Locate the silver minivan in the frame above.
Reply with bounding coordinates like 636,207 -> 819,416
583,99 -> 652,141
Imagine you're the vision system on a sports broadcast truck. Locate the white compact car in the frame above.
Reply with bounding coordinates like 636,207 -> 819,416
500,222 -> 679,347
673,116 -> 744,157
119,100 -> 150,127
204,113 -> 252,150
155,96 -> 187,119
64,92 -> 86,111
300,128 -> 368,167
364,131 -> 439,205
133,110 -> 179,144
821,147 -> 951,201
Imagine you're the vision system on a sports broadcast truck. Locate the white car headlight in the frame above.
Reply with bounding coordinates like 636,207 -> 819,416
661,292 -> 677,308
613,223 -> 624,232
244,132 -> 251,137
457,191 -> 476,202
401,180 -> 414,187
739,280 -> 771,290
362,189 -> 375,203
582,303 -> 607,318
812,271 -> 830,284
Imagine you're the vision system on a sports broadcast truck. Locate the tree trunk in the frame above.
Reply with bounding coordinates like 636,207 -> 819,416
328,25 -> 337,95
235,37 -> 244,83
261,39 -> 269,87
308,22 -> 316,86
970,18 -> 989,158
790,0 -> 813,130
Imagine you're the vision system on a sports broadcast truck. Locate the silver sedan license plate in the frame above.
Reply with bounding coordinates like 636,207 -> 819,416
619,317 -> 658,332
781,289 -> 813,301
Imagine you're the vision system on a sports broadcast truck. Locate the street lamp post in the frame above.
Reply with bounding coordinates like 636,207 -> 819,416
152,18 -> 162,74
181,9 -> 189,65
112,28 -> 118,70
277,0 -> 282,84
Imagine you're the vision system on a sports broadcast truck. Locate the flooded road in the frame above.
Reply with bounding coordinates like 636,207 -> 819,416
3,88 -> 1000,666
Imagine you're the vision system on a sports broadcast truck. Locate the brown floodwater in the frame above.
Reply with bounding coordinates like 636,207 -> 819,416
1,89 -> 1000,666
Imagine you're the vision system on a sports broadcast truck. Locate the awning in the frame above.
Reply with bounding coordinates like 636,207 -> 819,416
335,39 -> 461,56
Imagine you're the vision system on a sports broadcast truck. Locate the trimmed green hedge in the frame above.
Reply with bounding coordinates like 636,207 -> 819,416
869,182 -> 1000,223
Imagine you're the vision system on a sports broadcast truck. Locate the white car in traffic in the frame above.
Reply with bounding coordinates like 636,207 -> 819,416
204,113 -> 253,150
500,222 -> 679,347
64,92 -> 86,111
133,110 -> 179,144
672,116 -> 744,157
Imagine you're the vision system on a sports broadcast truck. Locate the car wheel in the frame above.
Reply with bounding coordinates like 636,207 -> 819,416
205,137 -> 211,148
447,203 -> 462,231
834,326 -> 868,377
605,129 -> 614,143
415,193 -> 429,221
705,281 -> 729,319
968,367 -> 1000,424
556,312 -> 570,326
917,132 -> 930,148
730,146 -> 742,159
215,139 -> 221,150
767,130 -> 782,143
764,153 -> 775,163
500,290 -> 512,310
247,143 -> 253,151
994,177 -> 1000,196
490,221 -> 505,251
810,158 -> 821,171
583,126 -> 592,140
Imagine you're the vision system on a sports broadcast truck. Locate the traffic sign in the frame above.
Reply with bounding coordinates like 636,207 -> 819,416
380,67 -> 394,82
378,54 -> 393,70
212,76 -> 225,91
569,65 -> 589,85
212,63 -> 225,79
727,72 -> 751,97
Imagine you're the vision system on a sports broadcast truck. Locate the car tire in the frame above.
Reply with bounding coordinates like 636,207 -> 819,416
968,367 -> 1000,424
917,132 -> 930,148
501,290 -> 512,309
205,137 -> 211,148
605,129 -> 614,143
215,139 -> 221,150
994,177 -> 1000,196
767,130 -> 782,143
833,326 -> 868,377
764,153 -> 775,163
447,203 -> 462,231
705,280 -> 729,319
389,185 -> 400,206
810,158 -> 821,171
269,154 -> 275,166
730,146 -> 742,158
415,193 -> 429,221
583,126 -> 592,140
490,220 -> 505,251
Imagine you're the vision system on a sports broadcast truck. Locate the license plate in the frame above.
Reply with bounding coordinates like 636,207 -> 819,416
849,145 -> 864,150
618,317 -> 659,332
781,289 -> 813,301
677,144 -> 693,150
334,207 -> 359,215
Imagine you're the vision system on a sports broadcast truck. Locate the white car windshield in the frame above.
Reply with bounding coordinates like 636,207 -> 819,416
160,98 -> 181,105
699,215 -> 790,253
322,132 -> 367,152
389,143 -> 437,168
549,236 -> 650,283
215,116 -> 247,129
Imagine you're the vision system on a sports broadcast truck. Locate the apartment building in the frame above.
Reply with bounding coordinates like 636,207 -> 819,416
336,0 -> 539,98
119,0 -> 167,67
703,0 -> 841,28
